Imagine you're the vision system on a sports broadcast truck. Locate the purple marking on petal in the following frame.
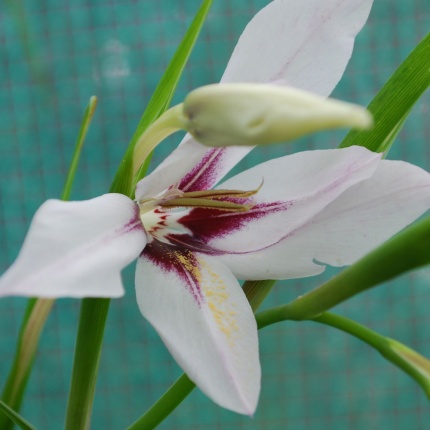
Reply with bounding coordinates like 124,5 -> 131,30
177,148 -> 227,192
178,200 -> 291,242
142,240 -> 204,305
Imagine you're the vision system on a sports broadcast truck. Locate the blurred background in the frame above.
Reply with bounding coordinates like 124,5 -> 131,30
0,0 -> 430,429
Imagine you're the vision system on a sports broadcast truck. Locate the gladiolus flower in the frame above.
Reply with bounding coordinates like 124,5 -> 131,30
4,0 -> 419,417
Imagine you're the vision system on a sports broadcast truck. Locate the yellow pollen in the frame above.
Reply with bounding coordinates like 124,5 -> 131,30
199,259 -> 238,342
175,251 -> 202,282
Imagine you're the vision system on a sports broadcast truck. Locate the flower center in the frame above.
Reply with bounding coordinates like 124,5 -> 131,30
138,185 -> 261,243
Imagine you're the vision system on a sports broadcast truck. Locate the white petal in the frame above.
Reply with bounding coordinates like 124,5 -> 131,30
220,159 -> 430,280
0,194 -> 147,298
223,0 -> 373,96
137,0 -> 372,199
136,246 -> 260,415
208,147 -> 380,253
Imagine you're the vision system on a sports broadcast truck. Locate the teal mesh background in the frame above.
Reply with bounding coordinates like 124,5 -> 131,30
1,1 -> 430,429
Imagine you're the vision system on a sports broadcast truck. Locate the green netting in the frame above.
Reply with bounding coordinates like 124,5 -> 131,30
0,1 -> 429,429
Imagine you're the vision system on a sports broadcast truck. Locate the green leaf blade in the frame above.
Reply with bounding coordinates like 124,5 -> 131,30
0,400 -> 37,430
62,96 -> 98,201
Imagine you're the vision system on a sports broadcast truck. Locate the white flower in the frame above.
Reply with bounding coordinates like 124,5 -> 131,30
2,145 -> 430,415
5,0 -> 422,417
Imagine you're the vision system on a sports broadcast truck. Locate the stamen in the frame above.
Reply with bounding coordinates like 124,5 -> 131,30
160,197 -> 252,212
139,181 -> 263,213
178,181 -> 263,200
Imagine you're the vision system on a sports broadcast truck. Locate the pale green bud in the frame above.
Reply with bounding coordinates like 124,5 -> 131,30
182,83 -> 373,147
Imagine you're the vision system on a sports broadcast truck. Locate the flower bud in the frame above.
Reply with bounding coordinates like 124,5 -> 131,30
182,84 -> 373,147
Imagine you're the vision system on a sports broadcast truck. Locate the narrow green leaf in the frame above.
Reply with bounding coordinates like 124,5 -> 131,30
0,400 -> 37,430
339,32 -> 430,153
62,96 -> 98,200
0,300 -> 53,430
256,216 -> 430,322
110,0 -> 213,196
64,299 -> 110,430
126,374 -> 195,430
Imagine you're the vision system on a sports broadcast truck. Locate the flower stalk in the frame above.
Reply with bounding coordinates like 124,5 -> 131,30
132,104 -> 185,176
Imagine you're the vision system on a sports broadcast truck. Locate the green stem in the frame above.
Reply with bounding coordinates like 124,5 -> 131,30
64,299 -> 110,430
257,310 -> 430,397
126,280 -> 276,430
243,280 -> 276,312
126,374 -> 195,430
0,97 -> 97,430
132,104 -> 184,180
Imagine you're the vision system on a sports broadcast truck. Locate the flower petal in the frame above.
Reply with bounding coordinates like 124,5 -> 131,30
0,194 -> 146,298
218,159 -> 430,280
136,242 -> 260,415
136,0 -> 372,199
177,147 -> 380,255
223,0 -> 373,96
